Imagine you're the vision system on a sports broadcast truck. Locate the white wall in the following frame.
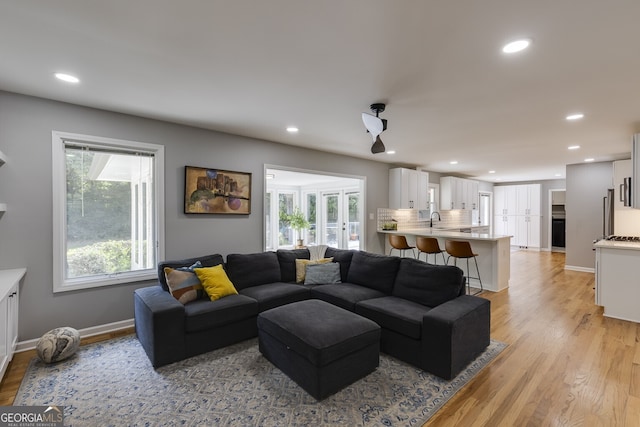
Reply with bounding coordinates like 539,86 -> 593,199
0,91 -> 391,341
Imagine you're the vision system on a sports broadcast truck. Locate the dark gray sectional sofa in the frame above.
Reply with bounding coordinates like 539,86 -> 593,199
134,247 -> 490,380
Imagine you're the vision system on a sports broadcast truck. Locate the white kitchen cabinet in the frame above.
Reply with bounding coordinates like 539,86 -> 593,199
389,168 -> 429,210
595,244 -> 640,322
613,159 -> 632,211
440,176 -> 479,210
494,215 -> 516,243
515,215 -> 540,248
516,184 -> 541,216
494,186 -> 517,216
0,268 -> 24,381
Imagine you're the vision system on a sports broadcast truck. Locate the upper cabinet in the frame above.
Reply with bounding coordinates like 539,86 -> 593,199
0,150 -> 5,213
632,135 -> 640,209
389,168 -> 429,210
515,184 -> 541,216
440,176 -> 479,210
494,186 -> 517,215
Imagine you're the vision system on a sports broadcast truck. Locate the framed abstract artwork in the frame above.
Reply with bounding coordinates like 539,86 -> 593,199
184,166 -> 251,214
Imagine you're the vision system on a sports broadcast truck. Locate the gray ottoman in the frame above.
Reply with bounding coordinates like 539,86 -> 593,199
257,299 -> 381,400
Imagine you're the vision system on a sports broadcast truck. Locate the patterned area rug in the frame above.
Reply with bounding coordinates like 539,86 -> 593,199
15,335 -> 506,426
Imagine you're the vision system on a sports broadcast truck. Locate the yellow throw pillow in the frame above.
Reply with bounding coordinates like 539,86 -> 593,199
194,265 -> 238,301
295,257 -> 333,283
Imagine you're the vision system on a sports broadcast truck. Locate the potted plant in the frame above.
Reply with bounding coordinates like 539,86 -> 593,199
287,208 -> 310,247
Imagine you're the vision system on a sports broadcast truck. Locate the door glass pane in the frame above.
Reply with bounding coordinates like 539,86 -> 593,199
324,194 -> 339,247
306,193 -> 317,245
279,193 -> 294,247
347,193 -> 360,249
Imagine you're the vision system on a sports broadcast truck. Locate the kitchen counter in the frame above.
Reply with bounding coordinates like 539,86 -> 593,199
379,228 -> 511,292
379,227 -> 510,242
593,239 -> 640,251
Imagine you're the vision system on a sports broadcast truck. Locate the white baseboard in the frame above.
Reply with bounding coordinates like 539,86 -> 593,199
564,265 -> 595,273
15,318 -> 135,353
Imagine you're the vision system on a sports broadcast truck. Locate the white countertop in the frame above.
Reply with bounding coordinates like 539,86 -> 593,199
0,268 -> 26,299
378,228 -> 512,242
593,240 -> 640,251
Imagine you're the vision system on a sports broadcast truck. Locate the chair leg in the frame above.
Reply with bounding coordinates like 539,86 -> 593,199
440,252 -> 447,265
465,258 -> 471,295
472,256 -> 483,295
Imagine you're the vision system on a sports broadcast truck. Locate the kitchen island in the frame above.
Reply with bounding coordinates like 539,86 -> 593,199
594,239 -> 640,323
379,228 -> 511,292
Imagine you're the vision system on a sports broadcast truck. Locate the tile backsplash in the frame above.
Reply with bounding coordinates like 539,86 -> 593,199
377,208 -> 472,230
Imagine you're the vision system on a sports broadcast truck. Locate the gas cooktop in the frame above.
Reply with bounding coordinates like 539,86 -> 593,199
605,235 -> 640,242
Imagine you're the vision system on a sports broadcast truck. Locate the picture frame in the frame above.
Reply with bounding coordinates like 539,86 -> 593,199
184,166 -> 251,214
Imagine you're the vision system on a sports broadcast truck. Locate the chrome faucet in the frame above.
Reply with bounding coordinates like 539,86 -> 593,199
430,211 -> 441,228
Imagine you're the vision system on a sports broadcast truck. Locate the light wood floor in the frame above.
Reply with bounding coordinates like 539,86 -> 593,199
1,252 -> 638,426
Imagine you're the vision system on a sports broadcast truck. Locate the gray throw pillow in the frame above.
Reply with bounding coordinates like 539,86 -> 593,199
304,262 -> 342,285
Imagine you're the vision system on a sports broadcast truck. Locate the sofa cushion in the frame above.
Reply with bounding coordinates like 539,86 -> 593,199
356,296 -> 431,340
277,249 -> 310,282
325,247 -> 354,283
157,254 -> 224,292
226,252 -> 281,290
184,294 -> 258,333
295,257 -> 333,283
239,282 -> 310,312
310,283 -> 386,311
304,262 -> 342,285
392,258 -> 464,307
194,265 -> 239,301
346,251 -> 401,294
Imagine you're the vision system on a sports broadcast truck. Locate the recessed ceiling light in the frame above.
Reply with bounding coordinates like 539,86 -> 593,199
585,158 -> 595,162
555,173 -> 562,177
54,73 -> 80,83
450,161 -> 458,165
286,127 -> 299,133
386,150 -> 396,155
502,39 -> 531,54
489,170 -> 496,174
568,145 -> 580,150
566,113 -> 584,121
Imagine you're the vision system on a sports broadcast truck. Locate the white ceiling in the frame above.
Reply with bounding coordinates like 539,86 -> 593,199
1,1 -> 639,182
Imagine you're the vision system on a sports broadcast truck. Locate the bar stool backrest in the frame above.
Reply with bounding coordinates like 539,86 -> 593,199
389,234 -> 412,250
445,240 -> 476,258
416,236 -> 443,254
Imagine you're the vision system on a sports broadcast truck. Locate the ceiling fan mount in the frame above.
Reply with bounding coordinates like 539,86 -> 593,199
370,103 -> 386,115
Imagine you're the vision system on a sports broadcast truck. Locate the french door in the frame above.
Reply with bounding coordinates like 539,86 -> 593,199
321,191 -> 361,249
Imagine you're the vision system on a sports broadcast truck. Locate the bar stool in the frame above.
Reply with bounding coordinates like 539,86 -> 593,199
445,240 -> 483,295
415,236 -> 447,265
388,234 -> 416,258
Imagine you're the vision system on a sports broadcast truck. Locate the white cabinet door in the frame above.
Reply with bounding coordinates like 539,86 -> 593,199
516,184 -> 541,216
467,180 -> 479,210
441,176 -> 476,210
416,171 -> 430,211
390,168 -> 427,210
528,185 -> 541,216
528,215 -> 541,247
494,185 -> 517,215
440,176 -> 455,210
0,295 -> 8,379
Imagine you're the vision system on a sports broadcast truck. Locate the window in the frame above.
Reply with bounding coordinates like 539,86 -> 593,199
52,131 -> 164,292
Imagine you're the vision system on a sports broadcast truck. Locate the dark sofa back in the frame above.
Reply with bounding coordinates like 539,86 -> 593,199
392,258 -> 465,307
157,254 -> 224,292
226,252 -> 282,290
324,247 -> 355,283
276,249 -> 310,282
346,251 -> 401,294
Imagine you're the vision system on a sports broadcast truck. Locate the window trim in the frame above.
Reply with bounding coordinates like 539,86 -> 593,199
52,131 -> 165,293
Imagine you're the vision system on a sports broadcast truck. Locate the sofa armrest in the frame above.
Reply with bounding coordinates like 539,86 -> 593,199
421,295 -> 491,379
134,285 -> 186,367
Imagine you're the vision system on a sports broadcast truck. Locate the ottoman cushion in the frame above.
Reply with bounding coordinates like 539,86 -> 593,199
258,299 -> 380,366
36,327 -> 80,363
